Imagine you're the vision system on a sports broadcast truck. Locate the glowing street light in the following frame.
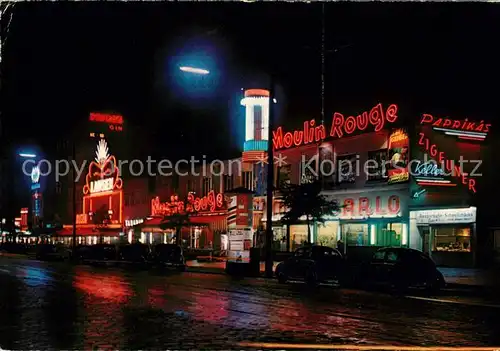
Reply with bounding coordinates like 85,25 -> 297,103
179,66 -> 210,75
19,153 -> 37,158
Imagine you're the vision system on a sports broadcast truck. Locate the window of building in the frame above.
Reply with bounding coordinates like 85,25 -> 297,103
337,154 -> 357,184
342,223 -> 369,246
187,179 -> 195,193
300,154 -> 317,184
290,224 -> 310,251
378,222 -> 403,247
317,221 -> 339,248
277,164 -> 291,188
223,174 -> 234,191
367,149 -> 388,181
202,177 -> 212,196
242,171 -> 253,191
433,226 -> 471,252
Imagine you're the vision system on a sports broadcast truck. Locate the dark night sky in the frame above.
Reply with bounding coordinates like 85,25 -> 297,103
3,3 -> 500,161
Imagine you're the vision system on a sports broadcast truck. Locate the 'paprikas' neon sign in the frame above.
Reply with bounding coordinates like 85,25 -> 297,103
151,190 -> 225,216
273,103 -> 398,150
83,139 -> 123,195
420,114 -> 490,141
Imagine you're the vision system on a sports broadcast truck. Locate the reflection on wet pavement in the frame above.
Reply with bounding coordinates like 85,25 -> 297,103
0,258 -> 498,349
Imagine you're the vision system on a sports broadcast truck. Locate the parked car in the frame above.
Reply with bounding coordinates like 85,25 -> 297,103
35,244 -> 71,261
153,244 -> 186,271
354,247 -> 446,292
119,244 -> 151,268
85,244 -> 119,265
275,245 -> 345,285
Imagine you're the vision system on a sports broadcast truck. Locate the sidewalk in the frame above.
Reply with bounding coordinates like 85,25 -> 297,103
186,260 -> 280,275
438,267 -> 500,287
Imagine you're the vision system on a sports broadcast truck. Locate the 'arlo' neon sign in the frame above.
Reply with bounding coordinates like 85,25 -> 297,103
273,103 -> 398,150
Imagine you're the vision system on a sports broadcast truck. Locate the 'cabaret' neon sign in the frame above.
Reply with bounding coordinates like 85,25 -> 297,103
151,190 -> 225,216
83,139 -> 123,195
273,103 -> 398,150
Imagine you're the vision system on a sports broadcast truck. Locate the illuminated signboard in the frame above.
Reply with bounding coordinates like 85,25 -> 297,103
413,161 -> 445,177
417,132 -> 476,193
413,207 -> 476,225
31,165 -> 41,190
89,112 -> 124,132
151,190 -> 225,216
420,114 -> 490,141
273,103 -> 398,150
387,129 -> 409,184
83,139 -> 123,195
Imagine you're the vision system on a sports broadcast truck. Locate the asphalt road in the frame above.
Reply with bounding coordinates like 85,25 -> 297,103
0,257 -> 499,350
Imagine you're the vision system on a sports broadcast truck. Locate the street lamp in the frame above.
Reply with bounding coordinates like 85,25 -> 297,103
179,66 -> 210,75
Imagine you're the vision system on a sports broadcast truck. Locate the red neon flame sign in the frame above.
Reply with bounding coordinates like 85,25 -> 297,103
418,132 -> 476,193
83,141 -> 123,195
273,103 -> 398,150
151,191 -> 225,216
420,114 -> 491,134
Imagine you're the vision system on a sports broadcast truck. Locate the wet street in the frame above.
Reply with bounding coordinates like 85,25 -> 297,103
0,257 -> 499,350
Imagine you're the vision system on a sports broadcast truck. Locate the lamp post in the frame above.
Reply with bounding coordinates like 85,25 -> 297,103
265,77 -> 275,278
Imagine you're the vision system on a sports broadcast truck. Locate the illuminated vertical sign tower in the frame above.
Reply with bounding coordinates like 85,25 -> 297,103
240,89 -> 270,157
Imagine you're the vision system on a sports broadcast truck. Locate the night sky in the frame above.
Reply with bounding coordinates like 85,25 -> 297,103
3,3 -> 500,161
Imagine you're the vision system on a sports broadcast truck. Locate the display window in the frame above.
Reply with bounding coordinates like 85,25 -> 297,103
317,221 -> 339,248
433,226 -> 471,252
342,223 -> 369,246
290,224 -> 309,251
378,222 -> 403,247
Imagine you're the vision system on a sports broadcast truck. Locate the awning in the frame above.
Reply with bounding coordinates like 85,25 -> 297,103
55,227 -> 121,237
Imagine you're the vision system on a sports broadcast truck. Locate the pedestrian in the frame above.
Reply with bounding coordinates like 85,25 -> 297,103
337,239 -> 345,255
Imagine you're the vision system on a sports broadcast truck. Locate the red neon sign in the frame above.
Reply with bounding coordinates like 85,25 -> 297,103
418,132 -> 476,193
89,112 -> 124,125
420,114 -> 490,137
83,139 -> 123,195
151,190 -> 225,216
341,195 -> 400,218
273,103 -> 398,150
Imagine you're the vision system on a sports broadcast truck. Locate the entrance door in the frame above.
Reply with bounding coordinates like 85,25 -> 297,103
421,227 -> 430,255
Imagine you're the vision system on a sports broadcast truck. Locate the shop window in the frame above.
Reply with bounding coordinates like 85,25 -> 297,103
317,221 -> 339,248
342,223 -> 369,246
290,224 -> 309,251
337,154 -> 357,184
379,223 -> 403,247
366,149 -> 388,181
433,226 -> 471,252
272,227 -> 287,252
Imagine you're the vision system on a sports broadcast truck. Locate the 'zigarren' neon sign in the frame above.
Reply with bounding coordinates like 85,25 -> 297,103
273,103 -> 398,150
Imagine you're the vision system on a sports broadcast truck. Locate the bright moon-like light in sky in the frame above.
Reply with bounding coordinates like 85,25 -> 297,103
179,66 -> 210,75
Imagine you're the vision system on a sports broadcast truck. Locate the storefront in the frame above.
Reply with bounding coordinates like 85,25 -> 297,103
409,207 -> 476,267
321,186 -> 409,254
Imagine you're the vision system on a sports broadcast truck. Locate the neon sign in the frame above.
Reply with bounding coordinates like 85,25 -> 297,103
420,114 -> 490,141
83,139 -> 123,195
414,161 -> 445,177
341,195 -> 401,218
151,191 -> 225,216
273,103 -> 398,150
89,112 -> 124,132
418,132 -> 476,193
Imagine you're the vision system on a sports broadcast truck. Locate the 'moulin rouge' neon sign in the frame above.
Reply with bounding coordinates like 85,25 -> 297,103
273,103 -> 399,150
83,139 -> 123,195
420,113 -> 490,141
151,190 -> 225,216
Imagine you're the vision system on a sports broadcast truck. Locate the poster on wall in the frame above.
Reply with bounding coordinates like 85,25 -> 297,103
387,129 -> 409,184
